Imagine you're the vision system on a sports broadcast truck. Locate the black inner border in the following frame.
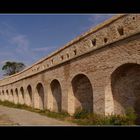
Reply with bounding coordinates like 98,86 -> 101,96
0,0 -> 139,13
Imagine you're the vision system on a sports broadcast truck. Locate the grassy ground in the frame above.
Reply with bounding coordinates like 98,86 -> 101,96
0,100 -> 72,123
0,100 -> 137,126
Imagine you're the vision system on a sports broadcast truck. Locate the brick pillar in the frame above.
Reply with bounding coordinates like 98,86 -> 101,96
47,84 -> 53,111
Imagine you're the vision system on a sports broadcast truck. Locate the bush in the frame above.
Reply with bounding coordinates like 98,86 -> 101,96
102,115 -> 130,125
73,108 -> 89,119
126,108 -> 137,125
125,107 -> 137,122
73,108 -> 137,125
0,100 -> 137,125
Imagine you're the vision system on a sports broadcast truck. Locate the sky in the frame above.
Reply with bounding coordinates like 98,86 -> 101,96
0,14 -> 116,78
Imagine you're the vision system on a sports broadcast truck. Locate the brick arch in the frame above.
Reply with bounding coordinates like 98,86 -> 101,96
20,87 -> 24,99
0,91 -> 1,100
6,89 -> 8,94
111,63 -> 140,120
2,90 -> 5,101
20,87 -> 25,104
72,73 -> 93,113
10,89 -> 14,103
27,85 -> 32,106
15,88 -> 19,104
6,89 -> 9,101
36,83 -> 45,110
50,79 -> 62,112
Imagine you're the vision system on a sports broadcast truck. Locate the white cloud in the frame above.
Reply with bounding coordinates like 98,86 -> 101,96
0,21 -> 36,65
11,35 -> 29,48
10,35 -> 30,53
0,21 -> 17,38
0,21 -> 30,51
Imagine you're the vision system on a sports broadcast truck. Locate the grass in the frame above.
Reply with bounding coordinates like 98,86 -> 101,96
72,108 -> 137,125
83,114 -> 135,125
0,100 -> 138,125
0,100 -> 70,121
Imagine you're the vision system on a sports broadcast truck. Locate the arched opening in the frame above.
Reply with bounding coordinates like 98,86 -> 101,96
11,89 -> 14,102
72,74 -> 93,113
111,63 -> 140,123
50,79 -> 62,112
0,91 -> 1,101
20,87 -> 24,99
2,90 -> 4,101
20,87 -> 24,104
15,88 -> 19,104
27,85 -> 32,106
6,90 -> 9,101
36,83 -> 44,110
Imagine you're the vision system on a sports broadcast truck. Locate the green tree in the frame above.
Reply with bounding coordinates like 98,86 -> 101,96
2,61 -> 26,76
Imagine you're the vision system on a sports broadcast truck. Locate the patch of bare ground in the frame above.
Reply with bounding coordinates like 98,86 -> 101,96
0,114 -> 19,126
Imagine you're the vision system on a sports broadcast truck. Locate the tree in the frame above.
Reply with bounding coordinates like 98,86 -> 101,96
2,61 -> 26,76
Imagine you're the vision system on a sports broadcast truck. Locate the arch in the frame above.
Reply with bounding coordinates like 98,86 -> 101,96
20,87 -> 25,104
72,74 -> 93,113
15,88 -> 19,104
6,90 -> 9,101
10,89 -> 14,102
0,90 -> 2,101
6,90 -> 8,94
2,90 -> 5,101
50,79 -> 62,112
111,63 -> 140,123
36,83 -> 45,109
20,87 -> 24,99
0,91 -> 1,100
27,85 -> 32,106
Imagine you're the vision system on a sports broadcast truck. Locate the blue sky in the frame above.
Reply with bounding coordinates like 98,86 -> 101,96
0,14 -> 116,78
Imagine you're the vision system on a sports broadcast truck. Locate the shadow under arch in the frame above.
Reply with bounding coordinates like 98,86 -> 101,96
111,63 -> 140,124
15,88 -> 19,104
10,89 -> 14,102
50,79 -> 62,112
27,85 -> 33,106
72,74 -> 93,113
20,87 -> 24,103
36,83 -> 45,110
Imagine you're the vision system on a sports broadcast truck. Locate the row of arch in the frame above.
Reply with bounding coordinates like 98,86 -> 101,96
0,85 -> 32,106
0,74 -> 93,113
0,63 -> 140,118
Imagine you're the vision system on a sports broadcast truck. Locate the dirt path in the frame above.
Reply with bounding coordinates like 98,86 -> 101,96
0,105 -> 76,126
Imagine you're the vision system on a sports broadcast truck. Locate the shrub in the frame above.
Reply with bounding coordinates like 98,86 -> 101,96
125,107 -> 137,125
73,108 -> 89,119
125,108 -> 137,120
0,100 -> 137,125
73,108 -> 137,125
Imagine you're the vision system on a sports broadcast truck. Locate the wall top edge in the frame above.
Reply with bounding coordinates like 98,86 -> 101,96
0,14 -> 126,81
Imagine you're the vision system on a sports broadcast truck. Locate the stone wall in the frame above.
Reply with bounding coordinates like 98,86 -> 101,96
0,14 -> 140,115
